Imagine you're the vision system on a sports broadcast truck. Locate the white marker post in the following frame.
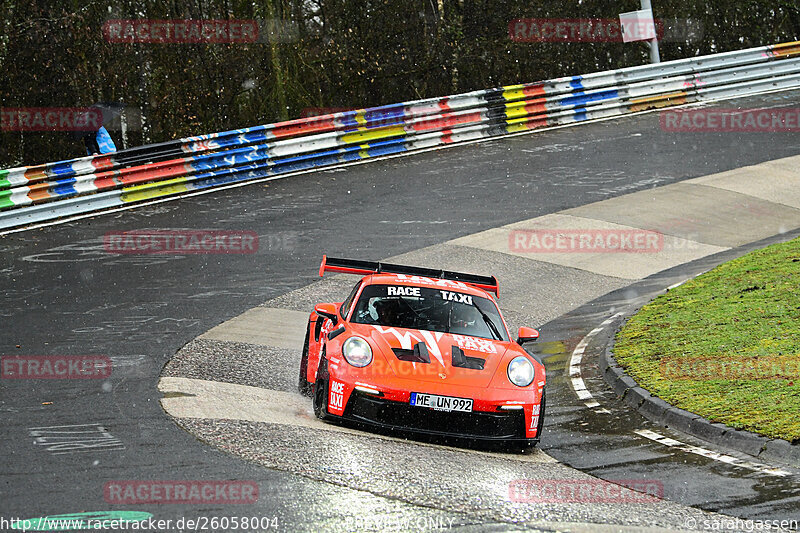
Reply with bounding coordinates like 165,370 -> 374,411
620,0 -> 661,64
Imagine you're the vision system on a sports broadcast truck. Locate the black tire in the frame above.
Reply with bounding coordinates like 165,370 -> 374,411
312,352 -> 332,420
535,391 -> 546,440
298,325 -> 313,397
527,391 -> 547,449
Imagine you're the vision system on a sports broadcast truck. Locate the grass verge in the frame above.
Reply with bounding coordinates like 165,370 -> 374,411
614,235 -> 800,442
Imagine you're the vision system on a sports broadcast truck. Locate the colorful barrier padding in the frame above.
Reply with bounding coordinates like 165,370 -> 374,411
2,41 -> 799,229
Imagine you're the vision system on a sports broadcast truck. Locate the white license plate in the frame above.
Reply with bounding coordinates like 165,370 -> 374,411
409,392 -> 473,413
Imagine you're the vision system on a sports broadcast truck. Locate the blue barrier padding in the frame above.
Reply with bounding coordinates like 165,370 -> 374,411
560,89 -> 619,107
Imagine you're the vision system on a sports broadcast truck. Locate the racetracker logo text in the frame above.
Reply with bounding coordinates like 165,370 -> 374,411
103,19 -> 259,43
509,229 -> 663,253
509,18 -> 663,42
661,356 -> 800,381
104,230 -> 258,255
1,356 -> 112,379
661,109 -> 800,132
509,479 -> 663,503
104,481 -> 259,504
1,107 -> 103,132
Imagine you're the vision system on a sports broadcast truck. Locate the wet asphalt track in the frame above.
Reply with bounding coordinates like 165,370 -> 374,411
1,90 -> 800,531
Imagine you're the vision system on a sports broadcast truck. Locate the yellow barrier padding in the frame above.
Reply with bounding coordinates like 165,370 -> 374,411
630,92 -> 688,112
121,177 -> 190,203
503,87 -> 528,102
340,125 -> 406,144
506,123 -> 531,134
506,120 -> 547,134
771,41 -> 800,58
504,99 -> 547,119
503,84 -> 546,103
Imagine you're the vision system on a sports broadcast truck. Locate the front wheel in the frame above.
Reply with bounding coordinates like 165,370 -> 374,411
506,392 -> 545,453
535,391 -> 546,440
312,353 -> 332,420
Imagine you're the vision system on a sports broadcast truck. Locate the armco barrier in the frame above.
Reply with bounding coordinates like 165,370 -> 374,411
2,41 -> 799,230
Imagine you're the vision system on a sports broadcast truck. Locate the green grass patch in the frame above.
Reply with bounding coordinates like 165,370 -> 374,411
614,236 -> 800,442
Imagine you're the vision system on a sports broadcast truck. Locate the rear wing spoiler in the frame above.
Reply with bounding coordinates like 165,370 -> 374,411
319,255 -> 499,295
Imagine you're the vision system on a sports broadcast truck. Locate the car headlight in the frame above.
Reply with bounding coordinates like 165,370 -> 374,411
507,356 -> 535,387
342,337 -> 373,368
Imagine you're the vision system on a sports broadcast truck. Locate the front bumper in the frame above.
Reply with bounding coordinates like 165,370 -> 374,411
338,389 -> 533,443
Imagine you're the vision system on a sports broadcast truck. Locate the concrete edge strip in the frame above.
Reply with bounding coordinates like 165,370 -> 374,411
597,300 -> 800,469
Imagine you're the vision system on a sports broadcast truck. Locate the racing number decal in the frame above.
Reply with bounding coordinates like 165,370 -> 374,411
329,380 -> 346,415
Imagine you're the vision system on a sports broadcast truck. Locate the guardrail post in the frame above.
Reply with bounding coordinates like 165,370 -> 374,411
641,0 -> 661,64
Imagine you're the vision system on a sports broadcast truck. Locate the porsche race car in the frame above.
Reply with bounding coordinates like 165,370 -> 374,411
298,256 -> 546,449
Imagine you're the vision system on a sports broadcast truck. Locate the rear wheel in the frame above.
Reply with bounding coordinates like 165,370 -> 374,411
298,325 -> 312,397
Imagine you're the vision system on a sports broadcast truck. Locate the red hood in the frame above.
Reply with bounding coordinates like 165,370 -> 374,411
350,323 -> 513,387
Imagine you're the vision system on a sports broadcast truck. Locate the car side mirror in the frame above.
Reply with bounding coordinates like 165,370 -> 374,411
314,303 -> 339,325
517,327 -> 539,344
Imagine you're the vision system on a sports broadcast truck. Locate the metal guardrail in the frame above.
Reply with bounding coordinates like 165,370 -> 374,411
2,41 -> 799,230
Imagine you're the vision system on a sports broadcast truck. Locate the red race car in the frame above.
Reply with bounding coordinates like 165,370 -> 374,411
299,256 -> 546,450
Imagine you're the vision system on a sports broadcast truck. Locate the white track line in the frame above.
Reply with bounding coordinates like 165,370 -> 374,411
635,429 -> 792,477
569,312 -> 623,412
666,279 -> 690,291
666,270 -> 709,291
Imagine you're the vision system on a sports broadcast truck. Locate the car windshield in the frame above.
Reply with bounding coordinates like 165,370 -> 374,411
350,284 -> 508,341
